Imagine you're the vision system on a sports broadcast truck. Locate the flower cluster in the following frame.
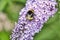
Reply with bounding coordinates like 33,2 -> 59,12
10,0 -> 57,40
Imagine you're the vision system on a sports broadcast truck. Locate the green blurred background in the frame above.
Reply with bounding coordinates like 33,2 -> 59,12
0,0 -> 60,40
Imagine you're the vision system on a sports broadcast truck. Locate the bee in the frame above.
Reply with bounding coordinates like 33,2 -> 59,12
26,9 -> 34,21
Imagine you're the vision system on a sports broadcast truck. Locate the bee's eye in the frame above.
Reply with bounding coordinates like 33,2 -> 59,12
26,10 -> 34,21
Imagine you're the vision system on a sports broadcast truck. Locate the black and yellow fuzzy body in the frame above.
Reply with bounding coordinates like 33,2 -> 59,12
26,10 -> 34,21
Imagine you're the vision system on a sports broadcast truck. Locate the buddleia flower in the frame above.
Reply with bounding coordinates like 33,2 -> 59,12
10,0 -> 57,40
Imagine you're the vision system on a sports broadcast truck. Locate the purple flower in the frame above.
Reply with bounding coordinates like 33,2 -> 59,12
10,0 -> 57,40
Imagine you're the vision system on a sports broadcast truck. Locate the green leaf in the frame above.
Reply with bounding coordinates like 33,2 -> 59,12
0,0 -> 7,11
0,31 -> 10,40
4,2 -> 24,22
12,0 -> 26,4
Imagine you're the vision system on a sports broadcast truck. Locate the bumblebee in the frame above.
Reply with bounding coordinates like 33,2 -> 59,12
26,10 -> 34,21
